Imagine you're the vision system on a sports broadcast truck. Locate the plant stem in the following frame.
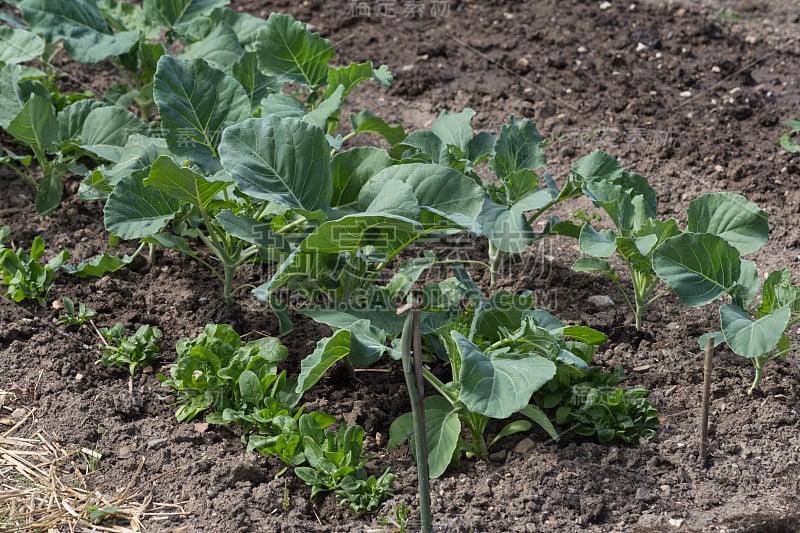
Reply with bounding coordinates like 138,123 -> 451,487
488,241 -> 502,286
398,304 -> 432,533
468,414 -> 489,458
747,358 -> 765,396
700,336 -> 714,468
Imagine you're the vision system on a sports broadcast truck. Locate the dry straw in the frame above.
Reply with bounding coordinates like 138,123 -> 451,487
0,389 -> 188,532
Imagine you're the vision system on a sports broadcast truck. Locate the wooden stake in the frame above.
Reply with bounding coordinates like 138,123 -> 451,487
700,337 -> 714,467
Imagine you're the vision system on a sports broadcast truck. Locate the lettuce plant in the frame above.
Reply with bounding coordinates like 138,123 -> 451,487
97,323 -> 162,375
0,228 -> 68,305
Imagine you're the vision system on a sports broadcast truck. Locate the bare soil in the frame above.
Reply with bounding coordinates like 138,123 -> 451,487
2,0 -> 800,531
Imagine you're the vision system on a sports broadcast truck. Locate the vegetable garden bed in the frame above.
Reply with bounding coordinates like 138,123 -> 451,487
1,0 -> 799,531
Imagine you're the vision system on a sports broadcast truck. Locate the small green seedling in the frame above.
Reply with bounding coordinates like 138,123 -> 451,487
97,323 -> 162,375
778,120 -> 800,154
0,228 -> 69,306
57,297 -> 97,326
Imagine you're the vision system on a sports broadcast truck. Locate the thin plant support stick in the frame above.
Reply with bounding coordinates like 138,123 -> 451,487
700,336 -> 714,468
397,302 -> 432,533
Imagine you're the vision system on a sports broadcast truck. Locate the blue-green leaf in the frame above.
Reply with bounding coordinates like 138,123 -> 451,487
219,115 -> 332,210
653,232 -> 741,307
103,170 -> 180,239
153,55 -> 250,171
19,0 -> 139,63
687,192 -> 769,255
296,330 -> 350,393
720,304 -> 790,359
254,12 -> 334,87
455,332 -> 556,419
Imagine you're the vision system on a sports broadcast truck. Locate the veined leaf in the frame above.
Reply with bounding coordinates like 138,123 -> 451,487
219,115 -> 332,210
476,199 -> 534,254
455,332 -> 556,419
431,108 -> 476,153
232,51 -> 278,112
77,106 -> 148,162
296,330 -> 350,393
104,170 -> 180,239
301,213 -> 422,257
181,21 -> 242,72
359,163 -> 485,222
331,146 -> 393,207
349,110 -> 406,146
0,27 -> 45,65
425,407 -> 461,479
720,304 -> 790,359
143,0 -> 228,27
578,224 -> 617,258
144,155 -> 231,209
153,55 -> 250,171
255,12 -> 334,86
653,232 -> 741,307
489,116 -> 546,180
19,0 -> 139,63
570,149 -> 623,183
61,252 -> 135,277
7,94 -> 58,152
687,192 -> 769,255
58,99 -> 105,142
323,61 -> 391,101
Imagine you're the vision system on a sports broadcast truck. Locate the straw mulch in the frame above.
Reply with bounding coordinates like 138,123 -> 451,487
0,388 -> 189,532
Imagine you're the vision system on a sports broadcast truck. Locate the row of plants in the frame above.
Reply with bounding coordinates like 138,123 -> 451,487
1,0 -> 798,526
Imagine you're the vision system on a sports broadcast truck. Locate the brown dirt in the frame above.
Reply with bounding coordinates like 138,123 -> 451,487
2,0 -> 800,531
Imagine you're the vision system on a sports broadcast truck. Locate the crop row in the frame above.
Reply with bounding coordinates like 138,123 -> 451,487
1,1 -> 799,528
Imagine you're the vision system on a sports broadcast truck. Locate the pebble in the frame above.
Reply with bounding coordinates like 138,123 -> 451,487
147,438 -> 168,450
635,487 -> 656,502
599,1 -> 612,9
513,438 -> 536,455
587,295 -> 614,307
669,518 -> 685,528
489,449 -> 508,462
680,91 -> 692,97
636,42 -> 648,52
75,373 -> 84,381
577,46 -> 588,53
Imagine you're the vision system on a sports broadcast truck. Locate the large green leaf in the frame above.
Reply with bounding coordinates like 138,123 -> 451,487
77,106 -> 148,162
219,115 -> 332,210
349,110 -> 407,146
323,61 -> 391,100
58,99 -> 105,142
144,155 -> 231,209
254,12 -> 334,87
143,0 -> 228,27
0,64 -> 26,129
653,232 -> 741,307
454,332 -> 556,419
582,170 -> 656,234
359,163 -> 485,222
19,0 -> 139,63
103,170 -> 180,238
331,146 -> 393,207
153,55 -> 250,171
687,192 -> 769,255
570,149 -> 623,183
578,224 -> 617,258
430,108 -> 475,153
232,51 -> 278,112
720,304 -> 790,359
7,94 -> 58,153
295,329 -> 350,393
476,198 -> 534,254
302,213 -> 422,257
760,268 -> 800,315
0,27 -> 45,65
489,116 -> 546,180
181,22 -> 242,71
425,406 -> 461,479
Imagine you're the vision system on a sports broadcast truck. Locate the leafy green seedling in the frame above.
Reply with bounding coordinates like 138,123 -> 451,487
778,120 -> 800,154
698,268 -> 800,395
97,323 -> 162,375
0,229 -> 69,305
57,296 -> 97,326
389,268 -> 607,477
550,366 -> 659,443
390,110 -> 584,284
160,324 -> 291,423
294,422 -> 395,514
